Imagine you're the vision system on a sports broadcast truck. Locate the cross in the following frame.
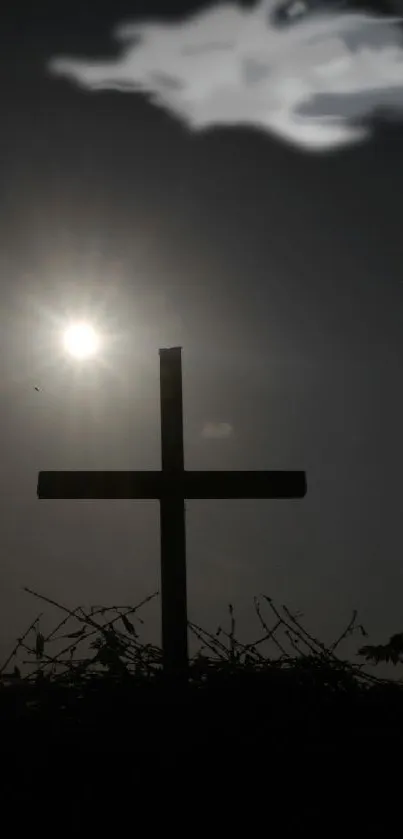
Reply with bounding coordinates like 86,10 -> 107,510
37,347 -> 307,683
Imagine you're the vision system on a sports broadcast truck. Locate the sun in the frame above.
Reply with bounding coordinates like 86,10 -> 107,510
63,322 -> 100,359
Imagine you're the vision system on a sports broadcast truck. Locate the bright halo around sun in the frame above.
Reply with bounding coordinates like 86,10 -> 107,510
63,322 -> 100,360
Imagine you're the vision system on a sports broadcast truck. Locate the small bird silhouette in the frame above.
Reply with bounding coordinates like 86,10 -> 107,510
34,386 -> 40,392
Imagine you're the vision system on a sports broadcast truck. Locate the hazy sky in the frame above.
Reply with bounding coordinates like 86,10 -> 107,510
1,0 -> 403,667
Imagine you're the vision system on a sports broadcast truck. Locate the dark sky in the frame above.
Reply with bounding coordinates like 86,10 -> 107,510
1,0 -> 403,666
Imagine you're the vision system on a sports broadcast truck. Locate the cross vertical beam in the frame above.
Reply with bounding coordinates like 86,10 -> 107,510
159,347 -> 188,682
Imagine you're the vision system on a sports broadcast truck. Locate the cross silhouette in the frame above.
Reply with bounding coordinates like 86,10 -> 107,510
37,347 -> 307,682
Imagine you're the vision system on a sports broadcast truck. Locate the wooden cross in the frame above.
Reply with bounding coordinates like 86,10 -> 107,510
37,347 -> 307,682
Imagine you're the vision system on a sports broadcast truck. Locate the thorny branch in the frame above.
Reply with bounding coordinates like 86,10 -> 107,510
0,587 -> 395,692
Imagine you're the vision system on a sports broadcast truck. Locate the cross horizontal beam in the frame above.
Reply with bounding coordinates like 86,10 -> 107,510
37,470 -> 307,500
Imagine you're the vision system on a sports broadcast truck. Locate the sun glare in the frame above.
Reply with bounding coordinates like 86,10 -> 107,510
63,322 -> 99,359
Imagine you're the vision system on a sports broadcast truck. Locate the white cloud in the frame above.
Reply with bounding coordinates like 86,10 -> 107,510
201,421 -> 234,439
47,0 -> 403,151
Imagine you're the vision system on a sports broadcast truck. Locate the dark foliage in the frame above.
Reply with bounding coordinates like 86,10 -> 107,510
1,586 -> 403,776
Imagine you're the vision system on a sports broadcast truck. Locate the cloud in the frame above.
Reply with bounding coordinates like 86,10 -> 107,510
47,0 -> 403,151
201,421 -> 234,439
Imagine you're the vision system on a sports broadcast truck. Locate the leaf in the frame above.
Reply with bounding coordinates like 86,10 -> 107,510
121,614 -> 136,636
389,633 -> 403,650
358,641 -> 403,665
35,632 -> 45,659
96,646 -> 127,673
102,628 -> 127,654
